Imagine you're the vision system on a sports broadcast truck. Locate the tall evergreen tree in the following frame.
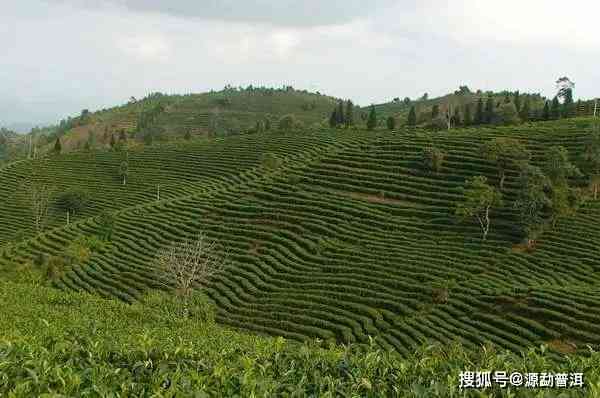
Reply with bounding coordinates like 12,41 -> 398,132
453,107 -> 461,127
542,101 -> 550,120
329,108 -> 337,128
474,98 -> 484,125
366,105 -> 377,130
54,137 -> 62,154
485,97 -> 495,124
519,99 -> 531,122
550,97 -> 561,119
562,89 -> 574,118
463,104 -> 472,126
386,116 -> 396,131
431,104 -> 440,119
514,91 -> 521,112
345,100 -> 354,128
407,106 -> 417,126
336,100 -> 345,126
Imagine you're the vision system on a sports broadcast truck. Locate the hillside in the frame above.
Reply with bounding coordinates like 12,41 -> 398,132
36,88 -> 340,154
3,117 -> 600,363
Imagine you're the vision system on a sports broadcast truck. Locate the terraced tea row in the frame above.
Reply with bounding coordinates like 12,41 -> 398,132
2,118 -> 600,358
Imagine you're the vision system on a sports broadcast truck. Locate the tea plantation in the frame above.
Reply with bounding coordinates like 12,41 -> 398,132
2,117 -> 600,395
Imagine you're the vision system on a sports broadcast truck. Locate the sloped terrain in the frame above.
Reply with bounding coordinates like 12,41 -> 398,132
2,118 -> 600,357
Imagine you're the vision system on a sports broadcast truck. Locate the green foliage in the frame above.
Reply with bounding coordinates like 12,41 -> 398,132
386,116 -> 396,130
53,137 -> 62,154
366,105 -> 377,130
262,153 -> 282,170
513,165 -> 552,242
551,97 -> 561,119
55,188 -> 90,215
584,126 -> 600,199
455,176 -> 503,240
499,102 -> 520,125
480,137 -> 531,189
407,106 -> 417,126
97,210 -> 116,241
2,281 -> 599,397
422,146 -> 446,173
544,146 -> 581,185
278,114 -> 299,131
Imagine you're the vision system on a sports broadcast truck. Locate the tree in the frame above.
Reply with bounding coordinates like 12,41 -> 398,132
474,98 -> 484,125
155,233 -> 228,316
422,146 -> 446,174
542,101 -> 550,120
484,97 -> 495,124
455,176 -> 503,241
514,91 -> 521,112
278,114 -> 297,131
480,138 -> 531,190
407,106 -> 417,126
544,146 -> 582,227
584,127 -> 600,199
519,98 -> 531,122
54,137 -> 62,154
23,178 -> 55,233
452,107 -> 461,127
403,97 -> 411,105
421,93 -> 429,101
56,189 -> 90,220
264,118 -> 271,131
386,116 -> 396,131
97,210 -> 116,241
513,165 -> 552,247
119,160 -> 129,186
328,108 -> 337,128
550,97 -> 561,119
499,103 -> 520,125
544,146 -> 580,186
431,104 -> 440,120
463,104 -> 472,127
109,133 -> 116,149
503,92 -> 511,104
556,76 -> 575,105
345,100 -> 354,128
336,100 -> 345,126
366,105 -> 377,130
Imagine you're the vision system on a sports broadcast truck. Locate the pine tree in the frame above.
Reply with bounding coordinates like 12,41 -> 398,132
519,99 -> 530,122
514,91 -> 521,112
562,89 -> 574,118
345,100 -> 354,128
407,106 -> 417,126
485,97 -> 495,124
463,104 -> 472,126
54,137 -> 62,154
431,104 -> 440,119
542,101 -> 550,120
474,98 -> 484,125
453,107 -> 461,127
366,105 -> 377,130
386,116 -> 396,130
329,108 -> 337,128
336,100 -> 345,126
550,97 -> 561,119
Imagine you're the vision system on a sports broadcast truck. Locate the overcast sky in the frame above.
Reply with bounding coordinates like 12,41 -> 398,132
2,0 -> 599,128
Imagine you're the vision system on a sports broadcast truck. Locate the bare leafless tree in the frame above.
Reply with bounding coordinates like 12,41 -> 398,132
22,163 -> 55,233
155,232 -> 228,315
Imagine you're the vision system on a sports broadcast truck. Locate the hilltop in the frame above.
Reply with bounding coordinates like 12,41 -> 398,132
31,87 -> 340,154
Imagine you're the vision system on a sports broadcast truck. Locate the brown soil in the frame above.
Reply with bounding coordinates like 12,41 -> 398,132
546,339 -> 578,354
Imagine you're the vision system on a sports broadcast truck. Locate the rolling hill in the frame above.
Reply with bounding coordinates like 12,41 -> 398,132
3,116 -> 600,361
